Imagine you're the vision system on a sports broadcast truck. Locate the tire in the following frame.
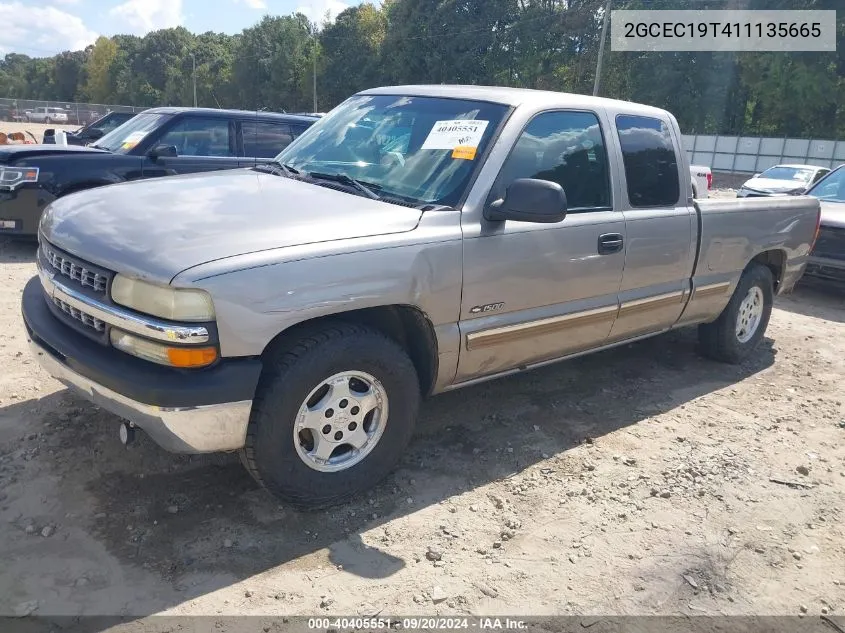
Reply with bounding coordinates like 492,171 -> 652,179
45,117 -> 52,124
240,323 -> 421,510
698,263 -> 773,364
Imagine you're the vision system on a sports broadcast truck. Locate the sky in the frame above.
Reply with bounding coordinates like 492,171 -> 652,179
0,0 -> 363,57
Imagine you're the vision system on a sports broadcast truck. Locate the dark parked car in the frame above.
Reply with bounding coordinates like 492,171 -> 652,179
0,107 -> 318,237
42,111 -> 139,145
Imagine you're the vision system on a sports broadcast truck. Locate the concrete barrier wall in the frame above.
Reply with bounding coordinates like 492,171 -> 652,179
683,134 -> 845,175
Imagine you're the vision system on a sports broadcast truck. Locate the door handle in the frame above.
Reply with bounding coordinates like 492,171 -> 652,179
598,233 -> 624,255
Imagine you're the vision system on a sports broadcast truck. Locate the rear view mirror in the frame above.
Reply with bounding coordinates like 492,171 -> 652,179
484,178 -> 568,223
148,144 -> 178,159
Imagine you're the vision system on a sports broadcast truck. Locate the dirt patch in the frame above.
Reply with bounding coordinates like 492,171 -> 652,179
1,121 -> 78,143
0,236 -> 843,619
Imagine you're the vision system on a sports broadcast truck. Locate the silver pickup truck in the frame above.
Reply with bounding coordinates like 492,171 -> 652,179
22,86 -> 821,508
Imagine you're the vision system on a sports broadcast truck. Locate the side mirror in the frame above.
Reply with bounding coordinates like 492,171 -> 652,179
148,144 -> 178,159
484,178 -> 568,224
85,128 -> 105,140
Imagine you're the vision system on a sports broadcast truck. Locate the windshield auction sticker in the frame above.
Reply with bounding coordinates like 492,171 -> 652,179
422,120 -> 489,151
452,146 -> 477,160
121,131 -> 148,149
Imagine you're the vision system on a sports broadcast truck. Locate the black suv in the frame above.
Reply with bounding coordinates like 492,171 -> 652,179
0,107 -> 318,237
42,111 -> 139,146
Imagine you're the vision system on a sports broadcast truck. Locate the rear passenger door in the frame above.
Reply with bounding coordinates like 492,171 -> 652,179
240,120 -> 295,167
142,116 -> 241,177
608,114 -> 695,342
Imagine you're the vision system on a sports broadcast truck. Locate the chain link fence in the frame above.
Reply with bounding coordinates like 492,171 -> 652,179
0,98 -> 147,127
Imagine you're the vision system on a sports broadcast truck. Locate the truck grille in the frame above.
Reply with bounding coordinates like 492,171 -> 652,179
41,242 -> 109,293
51,296 -> 106,333
813,226 -> 845,261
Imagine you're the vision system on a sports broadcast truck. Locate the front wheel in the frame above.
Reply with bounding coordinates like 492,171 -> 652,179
698,263 -> 773,364
240,323 -> 421,509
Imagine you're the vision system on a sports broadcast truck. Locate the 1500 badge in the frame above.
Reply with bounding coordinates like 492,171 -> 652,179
470,302 -> 504,314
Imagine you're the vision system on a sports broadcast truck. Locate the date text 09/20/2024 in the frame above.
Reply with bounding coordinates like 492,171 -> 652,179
307,618 -> 527,630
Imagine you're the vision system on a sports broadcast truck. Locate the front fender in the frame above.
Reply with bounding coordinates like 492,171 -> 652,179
170,213 -> 464,359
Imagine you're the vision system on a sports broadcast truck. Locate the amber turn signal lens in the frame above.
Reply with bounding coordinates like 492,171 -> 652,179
166,346 -> 218,368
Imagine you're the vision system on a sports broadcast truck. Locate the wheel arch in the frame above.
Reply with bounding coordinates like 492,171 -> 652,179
261,305 -> 440,397
750,248 -> 787,292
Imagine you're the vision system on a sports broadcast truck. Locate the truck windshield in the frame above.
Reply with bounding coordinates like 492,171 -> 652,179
276,94 -> 509,207
807,166 -> 845,203
93,113 -> 171,154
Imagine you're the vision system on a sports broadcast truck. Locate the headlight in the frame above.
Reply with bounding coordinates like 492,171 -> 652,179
0,166 -> 39,191
110,329 -> 218,368
111,275 -> 215,322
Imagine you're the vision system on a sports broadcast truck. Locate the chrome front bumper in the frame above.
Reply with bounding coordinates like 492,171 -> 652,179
28,335 -> 252,454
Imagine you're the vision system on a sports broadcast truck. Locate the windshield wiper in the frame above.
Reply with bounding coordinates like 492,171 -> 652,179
253,160 -> 301,178
307,171 -> 381,200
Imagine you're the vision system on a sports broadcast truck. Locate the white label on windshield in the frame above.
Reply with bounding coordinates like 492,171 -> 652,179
122,131 -> 147,144
421,120 -> 489,150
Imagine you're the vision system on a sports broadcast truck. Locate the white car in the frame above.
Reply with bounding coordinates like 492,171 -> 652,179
25,107 -> 69,124
690,164 -> 712,198
737,164 -> 830,198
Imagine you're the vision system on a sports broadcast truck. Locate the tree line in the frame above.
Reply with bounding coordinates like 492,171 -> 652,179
1,0 -> 842,138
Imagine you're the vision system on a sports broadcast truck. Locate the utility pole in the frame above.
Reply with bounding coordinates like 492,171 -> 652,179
593,0 -> 611,96
190,53 -> 197,107
312,32 -> 318,113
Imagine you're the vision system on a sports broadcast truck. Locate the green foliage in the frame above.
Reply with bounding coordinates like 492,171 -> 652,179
0,0 -> 841,137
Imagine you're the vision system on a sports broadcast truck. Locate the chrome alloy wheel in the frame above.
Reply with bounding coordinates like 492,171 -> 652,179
735,286 -> 764,343
293,371 -> 389,472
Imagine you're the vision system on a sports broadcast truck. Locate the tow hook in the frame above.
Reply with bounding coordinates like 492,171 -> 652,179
119,422 -> 136,446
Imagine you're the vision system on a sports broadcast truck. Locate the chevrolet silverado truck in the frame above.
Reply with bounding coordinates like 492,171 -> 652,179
22,86 -> 821,508
0,107 -> 317,237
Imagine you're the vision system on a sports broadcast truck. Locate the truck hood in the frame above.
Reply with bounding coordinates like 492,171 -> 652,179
819,200 -> 845,229
0,144 -> 108,163
40,168 -> 423,283
742,176 -> 809,194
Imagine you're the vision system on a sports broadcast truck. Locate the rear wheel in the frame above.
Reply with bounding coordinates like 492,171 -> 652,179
698,263 -> 773,364
44,117 -> 52,124
240,323 -> 420,509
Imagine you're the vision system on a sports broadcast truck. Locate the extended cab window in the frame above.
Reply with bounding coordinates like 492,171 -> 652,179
495,111 -> 611,211
157,117 -> 234,157
242,121 -> 293,158
616,114 -> 680,208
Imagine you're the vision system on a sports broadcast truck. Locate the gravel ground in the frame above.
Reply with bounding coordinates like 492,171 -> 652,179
1,121 -> 79,144
1,204 -> 844,621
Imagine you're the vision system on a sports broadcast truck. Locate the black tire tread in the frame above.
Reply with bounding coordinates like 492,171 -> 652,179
240,321 -> 419,509
698,263 -> 773,364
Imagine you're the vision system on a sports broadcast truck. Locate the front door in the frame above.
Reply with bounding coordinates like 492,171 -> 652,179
142,116 -> 241,177
456,109 -> 626,383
